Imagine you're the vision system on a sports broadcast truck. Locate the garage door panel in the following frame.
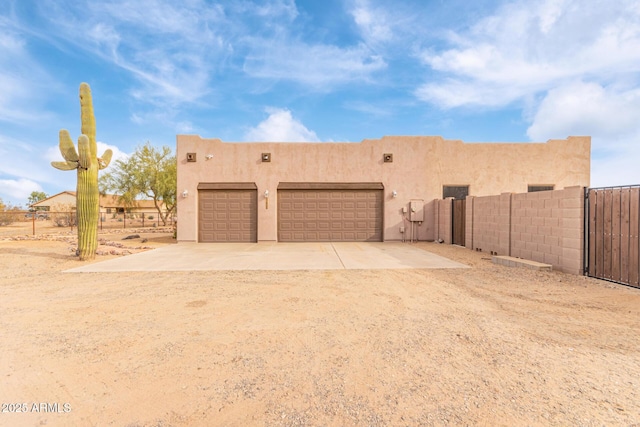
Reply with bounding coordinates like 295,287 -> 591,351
199,189 -> 257,242
278,188 -> 382,242
280,212 -> 292,220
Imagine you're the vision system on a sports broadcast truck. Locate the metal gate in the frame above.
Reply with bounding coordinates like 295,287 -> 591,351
452,199 -> 466,246
586,186 -> 640,288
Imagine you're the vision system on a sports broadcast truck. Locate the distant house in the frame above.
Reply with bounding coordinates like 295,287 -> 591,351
31,191 -> 164,215
30,191 -> 76,211
98,194 -> 163,215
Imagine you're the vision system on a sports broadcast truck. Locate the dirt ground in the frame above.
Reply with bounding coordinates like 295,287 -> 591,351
1,225 -> 639,426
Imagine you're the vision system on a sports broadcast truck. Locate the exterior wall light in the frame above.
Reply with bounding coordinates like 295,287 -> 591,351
392,190 -> 398,198
264,190 -> 269,209
205,154 -> 214,160
264,190 -> 269,198
182,190 -> 189,198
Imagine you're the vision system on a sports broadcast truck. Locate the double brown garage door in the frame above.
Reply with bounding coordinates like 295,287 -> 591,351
198,183 -> 383,242
277,183 -> 383,242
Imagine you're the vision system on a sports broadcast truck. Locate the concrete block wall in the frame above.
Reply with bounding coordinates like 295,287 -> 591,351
457,186 -> 585,275
435,198 -> 452,244
511,190 -> 559,267
510,186 -> 584,274
559,186 -> 585,275
465,196 -> 474,250
467,193 -> 511,255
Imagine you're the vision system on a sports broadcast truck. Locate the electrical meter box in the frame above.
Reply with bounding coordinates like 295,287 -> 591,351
410,199 -> 424,222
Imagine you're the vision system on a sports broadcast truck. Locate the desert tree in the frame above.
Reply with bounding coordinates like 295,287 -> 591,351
99,142 -> 176,225
27,191 -> 48,209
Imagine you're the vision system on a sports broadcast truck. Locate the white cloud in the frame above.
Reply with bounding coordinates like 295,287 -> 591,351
350,0 -> 393,44
527,81 -> 640,142
0,178 -> 43,205
249,0 -> 298,20
416,0 -> 640,108
0,28 -> 55,123
0,135 -> 53,182
590,147 -> 640,188
243,40 -> 386,88
343,100 -> 392,117
175,121 -> 196,134
244,108 -> 320,142
527,81 -> 640,187
39,0 -> 226,107
19,0 -> 386,106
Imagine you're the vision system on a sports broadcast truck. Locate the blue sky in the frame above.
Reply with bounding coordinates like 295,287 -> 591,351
1,0 -> 639,206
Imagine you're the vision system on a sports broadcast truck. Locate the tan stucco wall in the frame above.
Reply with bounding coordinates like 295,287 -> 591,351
33,193 -> 76,211
177,135 -> 590,242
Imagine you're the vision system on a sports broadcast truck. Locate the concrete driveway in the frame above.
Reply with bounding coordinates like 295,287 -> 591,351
65,242 -> 469,272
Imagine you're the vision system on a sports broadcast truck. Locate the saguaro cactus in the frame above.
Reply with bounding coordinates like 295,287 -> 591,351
52,83 -> 112,260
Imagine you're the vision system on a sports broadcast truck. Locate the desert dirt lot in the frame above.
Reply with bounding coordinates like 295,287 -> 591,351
1,226 -> 640,426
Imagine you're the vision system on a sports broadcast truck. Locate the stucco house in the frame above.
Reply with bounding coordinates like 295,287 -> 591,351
98,194 -> 163,215
176,135 -> 590,243
31,191 -> 162,215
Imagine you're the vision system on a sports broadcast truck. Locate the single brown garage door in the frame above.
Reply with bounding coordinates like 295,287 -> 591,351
198,183 -> 257,242
278,183 -> 383,242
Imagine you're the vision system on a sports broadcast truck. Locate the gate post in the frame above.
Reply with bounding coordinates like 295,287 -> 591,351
583,187 -> 589,276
